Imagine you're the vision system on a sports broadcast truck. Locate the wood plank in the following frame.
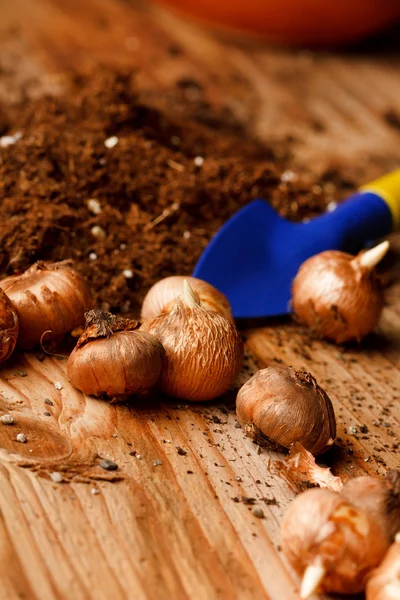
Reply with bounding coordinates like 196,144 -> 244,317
0,351 -> 299,600
0,1 -> 400,599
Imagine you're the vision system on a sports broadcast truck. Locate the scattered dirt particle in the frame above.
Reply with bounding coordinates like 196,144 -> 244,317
241,496 -> 257,505
384,109 -> 400,130
262,497 -> 279,506
99,458 -> 118,471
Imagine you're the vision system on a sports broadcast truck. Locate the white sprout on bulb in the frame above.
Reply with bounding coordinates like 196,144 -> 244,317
357,240 -> 389,269
300,564 -> 326,599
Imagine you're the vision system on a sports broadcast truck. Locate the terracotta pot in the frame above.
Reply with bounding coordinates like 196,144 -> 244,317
154,0 -> 400,46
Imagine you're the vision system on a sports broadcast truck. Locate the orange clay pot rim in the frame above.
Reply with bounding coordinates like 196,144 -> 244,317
153,0 -> 400,47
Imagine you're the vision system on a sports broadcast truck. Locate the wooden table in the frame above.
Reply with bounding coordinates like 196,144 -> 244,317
0,2 -> 400,599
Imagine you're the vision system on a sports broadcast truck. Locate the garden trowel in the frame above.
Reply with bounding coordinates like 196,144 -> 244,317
193,170 -> 400,319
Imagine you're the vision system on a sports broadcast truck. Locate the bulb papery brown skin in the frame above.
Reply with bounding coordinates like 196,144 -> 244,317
342,470 -> 400,541
140,280 -> 243,402
366,533 -> 400,600
0,289 -> 19,364
236,366 -> 336,455
67,310 -> 165,401
0,260 -> 93,349
291,241 -> 389,343
272,442 -> 343,491
141,275 -> 234,323
281,470 -> 400,598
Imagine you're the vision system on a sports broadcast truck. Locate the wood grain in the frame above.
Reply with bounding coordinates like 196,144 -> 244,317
0,351 -> 297,600
0,1 -> 400,599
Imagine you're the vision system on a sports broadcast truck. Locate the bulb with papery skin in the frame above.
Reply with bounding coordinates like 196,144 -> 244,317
68,310 -> 165,401
0,289 -> 18,364
0,260 -> 93,349
281,471 -> 400,598
236,366 -> 336,455
141,275 -> 233,322
291,241 -> 389,343
366,533 -> 400,600
141,280 -> 243,401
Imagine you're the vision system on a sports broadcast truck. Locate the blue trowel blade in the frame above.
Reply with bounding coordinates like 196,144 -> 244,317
193,200 -> 299,318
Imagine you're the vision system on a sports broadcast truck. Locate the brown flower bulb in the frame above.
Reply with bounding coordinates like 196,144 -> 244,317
291,241 -> 389,343
141,280 -> 243,401
67,310 -> 165,401
141,275 -> 233,322
0,289 -> 18,364
281,471 -> 400,598
366,532 -> 400,600
236,366 -> 336,455
0,260 -> 93,349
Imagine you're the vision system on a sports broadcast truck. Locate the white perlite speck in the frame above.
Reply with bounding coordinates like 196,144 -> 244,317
50,471 -> 63,483
87,198 -> 102,214
104,136 -> 119,149
280,170 -> 295,183
0,131 -> 22,148
0,414 -> 14,425
89,252 -> 97,261
194,156 -> 204,167
16,433 -> 27,443
326,201 -> 338,213
91,225 -> 106,240
123,269 -> 133,279
54,381 -> 63,390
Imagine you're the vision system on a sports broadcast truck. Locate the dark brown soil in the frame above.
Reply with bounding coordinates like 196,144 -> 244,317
0,68 -> 353,315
